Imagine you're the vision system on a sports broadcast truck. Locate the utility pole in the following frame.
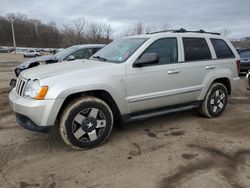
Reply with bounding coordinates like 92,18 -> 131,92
11,19 -> 16,52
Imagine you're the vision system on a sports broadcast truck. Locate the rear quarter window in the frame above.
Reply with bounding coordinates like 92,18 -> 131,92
210,39 -> 235,59
183,38 -> 211,61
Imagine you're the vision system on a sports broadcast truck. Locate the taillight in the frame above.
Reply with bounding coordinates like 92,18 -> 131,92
236,60 -> 240,76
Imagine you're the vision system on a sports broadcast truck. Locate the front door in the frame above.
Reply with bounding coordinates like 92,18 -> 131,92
126,37 -> 187,113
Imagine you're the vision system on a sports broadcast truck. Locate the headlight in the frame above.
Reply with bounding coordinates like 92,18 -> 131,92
24,79 -> 48,100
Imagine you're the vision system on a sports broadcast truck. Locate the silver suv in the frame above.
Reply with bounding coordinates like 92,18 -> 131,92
9,29 -> 240,149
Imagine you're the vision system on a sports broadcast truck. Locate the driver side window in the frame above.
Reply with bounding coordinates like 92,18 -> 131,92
142,38 -> 178,65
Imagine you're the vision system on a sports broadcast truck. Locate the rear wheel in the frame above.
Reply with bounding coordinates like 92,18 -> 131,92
59,96 -> 113,149
199,83 -> 228,118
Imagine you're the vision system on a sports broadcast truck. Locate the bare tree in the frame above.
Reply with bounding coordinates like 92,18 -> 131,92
121,22 -> 145,37
72,18 -> 86,41
120,22 -> 172,37
87,22 -> 103,43
85,22 -> 112,43
132,22 -> 144,35
103,24 -> 112,44
62,17 -> 86,46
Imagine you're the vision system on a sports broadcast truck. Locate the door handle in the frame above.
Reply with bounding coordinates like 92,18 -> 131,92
206,65 -> 216,70
168,70 -> 180,74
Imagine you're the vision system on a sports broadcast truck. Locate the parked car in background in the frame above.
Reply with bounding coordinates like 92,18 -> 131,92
239,49 -> 250,72
13,44 -> 105,77
9,29 -> 240,149
236,48 -> 246,53
14,48 -> 28,55
0,47 -> 9,53
23,49 -> 41,58
55,48 -> 64,54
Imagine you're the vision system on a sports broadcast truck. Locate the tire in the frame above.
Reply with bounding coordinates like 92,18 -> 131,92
199,83 -> 228,118
59,96 -> 113,149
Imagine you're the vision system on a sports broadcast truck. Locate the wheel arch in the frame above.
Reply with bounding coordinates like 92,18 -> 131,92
56,90 -> 122,123
199,76 -> 232,101
212,77 -> 231,95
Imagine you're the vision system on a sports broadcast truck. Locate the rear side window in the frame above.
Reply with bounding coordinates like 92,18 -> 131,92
210,39 -> 235,59
183,38 -> 211,61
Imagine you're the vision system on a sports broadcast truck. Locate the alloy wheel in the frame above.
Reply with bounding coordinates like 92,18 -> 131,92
209,89 -> 226,114
72,108 -> 106,142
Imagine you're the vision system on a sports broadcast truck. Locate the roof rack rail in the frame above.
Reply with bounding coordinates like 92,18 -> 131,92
146,30 -> 176,34
147,28 -> 220,35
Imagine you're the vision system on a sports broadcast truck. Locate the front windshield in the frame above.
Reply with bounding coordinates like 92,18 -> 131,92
90,38 -> 148,63
55,46 -> 78,59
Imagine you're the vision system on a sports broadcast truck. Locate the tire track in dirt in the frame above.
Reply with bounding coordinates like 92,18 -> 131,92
158,144 -> 250,188
0,87 -> 14,130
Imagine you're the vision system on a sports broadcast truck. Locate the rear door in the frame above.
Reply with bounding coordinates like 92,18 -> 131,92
178,37 -> 217,100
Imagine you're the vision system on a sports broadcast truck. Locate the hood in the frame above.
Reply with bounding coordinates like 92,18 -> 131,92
20,59 -> 114,80
18,55 -> 57,68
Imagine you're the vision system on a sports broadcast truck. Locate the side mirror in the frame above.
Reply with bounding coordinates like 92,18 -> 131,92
66,55 -> 75,61
133,53 -> 159,67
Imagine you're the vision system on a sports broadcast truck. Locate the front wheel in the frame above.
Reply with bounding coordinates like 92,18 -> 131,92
59,96 -> 113,149
199,83 -> 228,118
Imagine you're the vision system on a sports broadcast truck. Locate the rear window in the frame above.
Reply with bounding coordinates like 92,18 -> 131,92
183,38 -> 211,61
210,39 -> 235,59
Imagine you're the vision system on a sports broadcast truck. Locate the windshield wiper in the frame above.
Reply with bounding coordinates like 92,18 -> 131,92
92,56 -> 107,62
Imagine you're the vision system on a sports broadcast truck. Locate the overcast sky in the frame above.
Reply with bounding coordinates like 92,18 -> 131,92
1,0 -> 250,39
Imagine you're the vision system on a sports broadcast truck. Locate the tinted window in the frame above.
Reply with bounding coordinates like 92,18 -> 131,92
183,38 -> 211,61
211,39 -> 235,59
93,48 -> 102,54
142,38 -> 178,65
239,50 -> 250,58
70,49 -> 91,59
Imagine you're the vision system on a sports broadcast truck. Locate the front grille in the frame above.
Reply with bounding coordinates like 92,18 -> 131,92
16,77 -> 27,96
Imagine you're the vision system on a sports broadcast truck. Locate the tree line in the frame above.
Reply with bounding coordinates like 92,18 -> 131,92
0,13 -> 249,49
0,14 -> 173,49
0,13 -> 113,48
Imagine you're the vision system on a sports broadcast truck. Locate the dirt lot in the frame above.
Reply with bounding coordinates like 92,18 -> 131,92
0,54 -> 250,188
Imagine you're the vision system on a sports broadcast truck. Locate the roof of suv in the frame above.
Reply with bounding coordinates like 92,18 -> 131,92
128,29 -> 225,39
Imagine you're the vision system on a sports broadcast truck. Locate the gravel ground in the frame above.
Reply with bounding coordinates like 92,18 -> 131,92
0,55 -> 250,188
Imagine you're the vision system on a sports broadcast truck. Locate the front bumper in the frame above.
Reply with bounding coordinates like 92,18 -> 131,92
9,88 -> 64,128
16,113 -> 51,133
